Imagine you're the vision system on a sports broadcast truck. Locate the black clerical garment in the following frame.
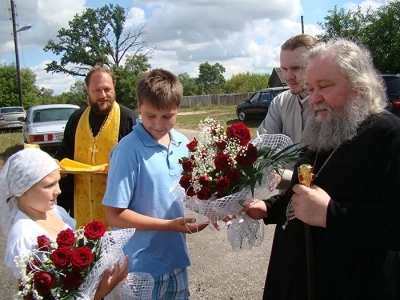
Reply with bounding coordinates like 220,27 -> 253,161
54,104 -> 138,214
262,112 -> 400,300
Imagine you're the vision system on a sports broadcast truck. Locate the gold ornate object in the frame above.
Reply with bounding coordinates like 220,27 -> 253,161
283,164 -> 315,230
297,164 -> 314,188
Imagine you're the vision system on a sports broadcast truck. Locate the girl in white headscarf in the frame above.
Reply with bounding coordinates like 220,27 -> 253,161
0,148 -> 128,299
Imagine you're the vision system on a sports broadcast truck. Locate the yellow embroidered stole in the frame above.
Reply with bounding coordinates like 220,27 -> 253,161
74,102 -> 120,228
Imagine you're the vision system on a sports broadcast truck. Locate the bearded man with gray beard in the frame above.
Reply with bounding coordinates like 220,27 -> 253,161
244,39 -> 400,300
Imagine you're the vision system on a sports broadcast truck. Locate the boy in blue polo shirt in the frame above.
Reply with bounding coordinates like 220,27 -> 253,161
102,69 -> 208,300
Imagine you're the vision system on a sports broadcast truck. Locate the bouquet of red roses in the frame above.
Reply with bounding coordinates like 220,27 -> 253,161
172,117 -> 300,250
14,221 -> 153,299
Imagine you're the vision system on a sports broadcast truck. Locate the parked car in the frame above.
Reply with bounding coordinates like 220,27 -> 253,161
0,106 -> 25,129
380,74 -> 400,117
236,87 -> 289,121
22,104 -> 79,150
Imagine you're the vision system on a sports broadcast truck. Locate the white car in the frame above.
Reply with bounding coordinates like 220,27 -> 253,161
23,104 -> 79,150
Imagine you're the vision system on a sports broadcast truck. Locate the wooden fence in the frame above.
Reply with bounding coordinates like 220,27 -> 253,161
181,92 -> 253,108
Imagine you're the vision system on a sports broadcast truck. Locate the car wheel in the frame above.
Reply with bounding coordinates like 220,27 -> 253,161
238,110 -> 246,121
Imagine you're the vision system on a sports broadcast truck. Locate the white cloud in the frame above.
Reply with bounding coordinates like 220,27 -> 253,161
343,0 -> 388,12
32,61 -> 76,94
0,0 -> 348,96
0,0 -> 85,56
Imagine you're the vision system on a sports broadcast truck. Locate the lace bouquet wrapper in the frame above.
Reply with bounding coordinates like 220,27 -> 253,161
172,118 -> 299,251
14,221 -> 154,300
104,272 -> 154,300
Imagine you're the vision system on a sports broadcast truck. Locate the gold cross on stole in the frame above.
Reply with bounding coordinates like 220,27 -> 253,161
90,143 -> 99,163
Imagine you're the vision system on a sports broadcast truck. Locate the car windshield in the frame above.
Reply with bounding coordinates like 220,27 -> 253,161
0,107 -> 24,113
32,108 -> 76,123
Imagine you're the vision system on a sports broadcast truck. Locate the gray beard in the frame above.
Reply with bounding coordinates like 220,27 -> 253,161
302,95 -> 370,152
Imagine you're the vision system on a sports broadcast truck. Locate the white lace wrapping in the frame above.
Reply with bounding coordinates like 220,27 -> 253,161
104,272 -> 154,300
77,228 -> 154,300
171,134 -> 294,251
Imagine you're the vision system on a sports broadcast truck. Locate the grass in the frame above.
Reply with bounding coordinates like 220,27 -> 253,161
0,130 -> 24,168
0,105 -> 265,168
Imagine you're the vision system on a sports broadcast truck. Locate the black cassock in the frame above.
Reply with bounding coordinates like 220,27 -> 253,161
262,113 -> 400,300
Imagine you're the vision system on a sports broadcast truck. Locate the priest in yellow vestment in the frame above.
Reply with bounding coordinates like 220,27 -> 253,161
54,65 -> 138,228
73,102 -> 120,228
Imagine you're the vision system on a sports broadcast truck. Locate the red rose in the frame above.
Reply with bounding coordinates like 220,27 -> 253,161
197,187 -> 212,200
215,140 -> 227,151
215,177 -> 230,193
179,174 -> 192,190
186,186 -> 196,197
56,228 -> 76,247
33,271 -> 55,294
51,247 -> 72,269
226,122 -> 251,146
70,246 -> 94,269
37,235 -> 51,252
198,175 -> 210,187
186,138 -> 198,152
179,158 -> 194,172
84,221 -> 107,240
214,152 -> 232,171
227,168 -> 241,183
235,144 -> 258,167
62,270 -> 83,291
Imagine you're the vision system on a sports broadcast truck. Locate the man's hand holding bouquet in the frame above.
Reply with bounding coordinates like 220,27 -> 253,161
171,117 -> 301,251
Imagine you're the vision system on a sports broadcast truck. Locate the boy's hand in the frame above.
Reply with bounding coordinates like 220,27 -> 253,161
169,217 -> 209,234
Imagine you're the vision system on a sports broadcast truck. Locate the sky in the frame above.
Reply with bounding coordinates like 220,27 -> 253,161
0,0 -> 389,95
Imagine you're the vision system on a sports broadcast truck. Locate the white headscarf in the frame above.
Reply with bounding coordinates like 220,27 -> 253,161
0,148 -> 59,234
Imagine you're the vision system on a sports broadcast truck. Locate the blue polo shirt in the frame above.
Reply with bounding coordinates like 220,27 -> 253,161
102,119 -> 191,277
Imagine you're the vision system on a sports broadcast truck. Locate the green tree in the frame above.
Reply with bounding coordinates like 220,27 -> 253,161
317,2 -> 400,73
43,4 -> 154,77
196,62 -> 226,94
112,54 -> 151,109
178,73 -> 198,96
64,79 -> 87,106
223,72 -> 270,93
0,63 -> 38,108
317,5 -> 370,44
362,1 -> 400,73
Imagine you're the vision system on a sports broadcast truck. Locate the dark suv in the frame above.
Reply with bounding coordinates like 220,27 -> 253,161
236,86 -> 289,121
381,74 -> 400,117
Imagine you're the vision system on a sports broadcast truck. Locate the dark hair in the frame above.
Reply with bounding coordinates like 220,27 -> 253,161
85,64 -> 116,87
281,34 -> 317,51
136,69 -> 183,109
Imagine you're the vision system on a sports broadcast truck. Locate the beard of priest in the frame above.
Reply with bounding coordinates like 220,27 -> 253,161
54,67 -> 138,228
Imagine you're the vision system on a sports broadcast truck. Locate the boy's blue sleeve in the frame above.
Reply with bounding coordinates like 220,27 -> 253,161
102,146 -> 136,209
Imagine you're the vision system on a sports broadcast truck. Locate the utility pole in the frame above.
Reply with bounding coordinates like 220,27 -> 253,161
10,0 -> 23,107
301,15 -> 304,34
